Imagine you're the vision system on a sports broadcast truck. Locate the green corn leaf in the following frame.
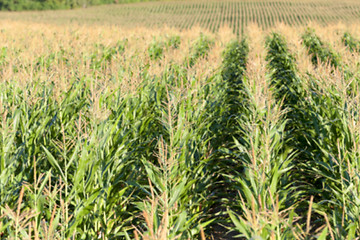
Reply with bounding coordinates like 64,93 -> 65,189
317,227 -> 328,240
42,146 -> 66,181
228,210 -> 249,239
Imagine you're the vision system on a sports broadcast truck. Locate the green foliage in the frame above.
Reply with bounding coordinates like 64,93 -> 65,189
167,35 -> 181,49
0,47 -> 7,68
202,39 -> 249,236
302,28 -> 341,68
219,38 -> 249,134
0,42 -> 226,238
148,36 -> 181,60
0,0 -> 116,11
186,33 -> 214,67
148,39 -> 164,60
297,77 -> 360,238
266,33 -> 304,107
228,68 -> 296,239
89,41 -> 126,69
342,32 -> 360,53
266,31 -> 360,238
2,27 -> 360,239
221,39 -> 248,91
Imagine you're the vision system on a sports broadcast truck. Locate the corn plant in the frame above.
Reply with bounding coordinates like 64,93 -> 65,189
166,35 -> 181,49
221,38 -> 249,109
2,21 -> 360,239
186,33 -> 214,67
301,73 -> 360,239
302,28 -> 341,68
148,38 -> 165,60
342,32 -> 360,53
227,71 -> 297,239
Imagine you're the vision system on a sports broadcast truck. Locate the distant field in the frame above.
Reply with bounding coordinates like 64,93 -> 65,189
1,0 -> 360,34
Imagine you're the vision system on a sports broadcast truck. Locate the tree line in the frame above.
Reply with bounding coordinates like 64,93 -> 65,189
0,0 -> 145,11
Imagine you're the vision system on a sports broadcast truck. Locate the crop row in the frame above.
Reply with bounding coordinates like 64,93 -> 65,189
1,23 -> 360,239
2,0 -> 360,35
119,0 -> 360,34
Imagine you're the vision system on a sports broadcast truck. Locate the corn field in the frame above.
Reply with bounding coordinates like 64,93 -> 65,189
1,20 -> 360,239
1,0 -> 360,35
